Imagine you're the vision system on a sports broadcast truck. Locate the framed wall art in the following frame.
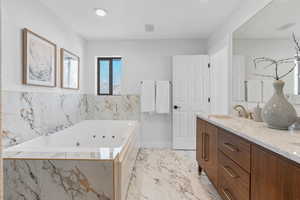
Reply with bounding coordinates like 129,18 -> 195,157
23,28 -> 57,87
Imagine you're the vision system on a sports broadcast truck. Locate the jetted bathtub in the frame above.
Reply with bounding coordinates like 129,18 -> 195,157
3,120 -> 140,200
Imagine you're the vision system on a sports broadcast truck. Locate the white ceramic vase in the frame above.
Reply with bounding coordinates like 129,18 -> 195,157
262,80 -> 297,130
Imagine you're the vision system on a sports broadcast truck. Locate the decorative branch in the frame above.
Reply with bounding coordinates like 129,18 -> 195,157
252,33 -> 300,81
293,32 -> 300,52
262,62 -> 278,69
276,58 -> 296,64
278,64 -> 296,80
253,57 -> 276,69
252,73 -> 277,79
253,57 -> 295,80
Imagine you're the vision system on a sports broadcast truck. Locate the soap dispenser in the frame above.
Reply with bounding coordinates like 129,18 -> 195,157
253,103 -> 263,122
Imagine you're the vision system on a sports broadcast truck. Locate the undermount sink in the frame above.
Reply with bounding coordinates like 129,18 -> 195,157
208,115 -> 233,119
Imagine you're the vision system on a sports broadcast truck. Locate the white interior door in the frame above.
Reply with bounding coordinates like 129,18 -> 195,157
172,55 -> 209,150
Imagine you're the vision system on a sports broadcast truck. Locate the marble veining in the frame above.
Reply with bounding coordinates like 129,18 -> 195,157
2,91 -> 140,148
3,122 -> 140,200
4,160 -> 113,200
127,149 -> 221,200
87,95 -> 140,120
2,91 -> 89,148
3,150 -> 120,160
198,114 -> 300,165
4,149 -> 220,200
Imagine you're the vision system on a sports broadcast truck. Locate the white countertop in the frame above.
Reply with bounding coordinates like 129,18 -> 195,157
197,114 -> 300,165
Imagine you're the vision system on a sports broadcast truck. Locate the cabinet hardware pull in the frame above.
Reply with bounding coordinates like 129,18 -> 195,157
223,142 -> 239,152
204,133 -> 209,161
222,165 -> 239,179
222,188 -> 234,200
202,132 -> 205,159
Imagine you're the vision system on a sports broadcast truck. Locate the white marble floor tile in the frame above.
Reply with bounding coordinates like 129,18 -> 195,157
127,149 -> 221,200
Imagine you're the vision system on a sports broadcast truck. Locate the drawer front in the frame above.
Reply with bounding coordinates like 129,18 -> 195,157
218,151 -> 250,200
219,176 -> 248,200
218,129 -> 251,172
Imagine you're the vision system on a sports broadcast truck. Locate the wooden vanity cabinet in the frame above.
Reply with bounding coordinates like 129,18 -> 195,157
196,118 -> 218,187
204,122 -> 218,186
196,119 -> 205,170
251,145 -> 300,200
196,117 -> 300,200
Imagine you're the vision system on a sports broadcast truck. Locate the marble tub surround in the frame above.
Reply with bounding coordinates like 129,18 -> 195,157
127,149 -> 221,200
4,159 -> 114,200
198,114 -> 300,164
3,120 -> 139,160
87,95 -> 140,120
3,149 -> 121,160
2,91 -> 88,148
4,120 -> 140,200
2,91 -> 140,148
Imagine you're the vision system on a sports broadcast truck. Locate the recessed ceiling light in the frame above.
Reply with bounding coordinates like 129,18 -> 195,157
95,8 -> 107,17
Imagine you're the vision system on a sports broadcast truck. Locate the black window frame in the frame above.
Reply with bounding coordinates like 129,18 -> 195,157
97,57 -> 122,96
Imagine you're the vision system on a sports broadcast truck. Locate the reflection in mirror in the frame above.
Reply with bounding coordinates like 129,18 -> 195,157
232,0 -> 300,105
61,49 -> 80,90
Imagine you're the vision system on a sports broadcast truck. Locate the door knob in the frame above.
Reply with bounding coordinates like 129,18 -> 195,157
173,105 -> 181,110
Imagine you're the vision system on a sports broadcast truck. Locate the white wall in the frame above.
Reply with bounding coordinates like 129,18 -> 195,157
1,0 -> 87,93
86,39 -> 207,95
210,46 -> 230,115
86,39 -> 207,148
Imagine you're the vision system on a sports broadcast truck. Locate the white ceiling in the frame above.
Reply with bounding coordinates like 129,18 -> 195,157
234,0 -> 300,39
38,0 -> 242,40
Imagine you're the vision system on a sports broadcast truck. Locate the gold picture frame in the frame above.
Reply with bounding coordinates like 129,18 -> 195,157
23,28 -> 57,87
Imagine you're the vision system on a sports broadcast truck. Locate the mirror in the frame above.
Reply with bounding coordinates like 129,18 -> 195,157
232,0 -> 300,104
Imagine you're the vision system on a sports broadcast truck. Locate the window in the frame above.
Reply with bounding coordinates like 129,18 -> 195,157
97,57 -> 122,95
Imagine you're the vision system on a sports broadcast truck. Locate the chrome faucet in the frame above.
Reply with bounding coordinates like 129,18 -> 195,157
233,105 -> 253,119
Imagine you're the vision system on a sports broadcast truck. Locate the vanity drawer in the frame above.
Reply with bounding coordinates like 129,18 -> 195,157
218,151 -> 250,200
219,174 -> 249,200
218,129 -> 251,172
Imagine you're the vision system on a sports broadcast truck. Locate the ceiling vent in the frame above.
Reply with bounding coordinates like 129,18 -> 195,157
145,24 -> 155,32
